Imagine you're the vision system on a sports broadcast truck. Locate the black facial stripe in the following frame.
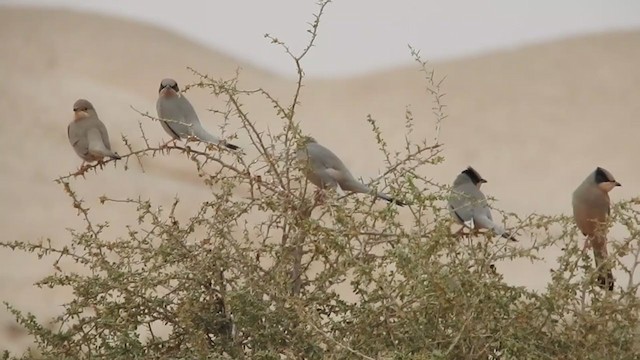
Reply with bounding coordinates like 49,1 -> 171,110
595,167 -> 611,184
159,82 -> 180,93
462,167 -> 483,185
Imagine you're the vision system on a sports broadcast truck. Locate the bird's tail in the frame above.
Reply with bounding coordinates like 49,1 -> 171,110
224,142 -> 240,150
192,126 -> 240,150
500,232 -> 518,242
481,220 -> 518,242
341,179 -> 406,206
98,148 -> 120,160
87,129 -> 121,160
592,234 -> 614,291
376,192 -> 407,207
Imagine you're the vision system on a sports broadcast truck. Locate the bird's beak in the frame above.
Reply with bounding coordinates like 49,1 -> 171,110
480,179 -> 488,183
615,181 -> 622,187
73,109 -> 89,120
159,86 -> 175,97
159,84 -> 171,93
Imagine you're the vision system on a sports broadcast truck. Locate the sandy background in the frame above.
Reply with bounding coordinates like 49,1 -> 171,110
1,7 -> 639,352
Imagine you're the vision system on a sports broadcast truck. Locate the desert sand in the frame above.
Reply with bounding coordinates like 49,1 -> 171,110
1,6 -> 639,352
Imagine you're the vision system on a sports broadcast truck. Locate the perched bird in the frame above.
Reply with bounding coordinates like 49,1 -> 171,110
67,99 -> 121,169
572,167 -> 621,291
448,166 -> 517,241
296,136 -> 405,206
156,78 -> 239,150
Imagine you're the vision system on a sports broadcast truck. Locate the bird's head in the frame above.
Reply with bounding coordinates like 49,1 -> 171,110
594,167 -> 621,192
159,78 -> 180,98
461,166 -> 487,188
72,99 -> 95,120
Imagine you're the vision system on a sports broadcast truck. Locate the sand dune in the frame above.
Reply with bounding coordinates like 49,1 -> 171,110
1,6 -> 640,353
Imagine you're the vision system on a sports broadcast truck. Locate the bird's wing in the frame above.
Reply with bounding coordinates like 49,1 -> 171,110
86,127 -> 111,155
176,95 -> 200,127
306,143 -> 353,182
190,123 -> 222,144
448,182 -> 484,225
156,97 -> 186,139
67,123 -> 76,146
176,95 -> 228,144
472,212 -> 500,233
96,119 -> 112,151
297,145 -> 337,189
310,144 -> 374,194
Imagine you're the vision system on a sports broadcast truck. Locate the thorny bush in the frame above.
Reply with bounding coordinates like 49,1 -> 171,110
3,2 -> 640,359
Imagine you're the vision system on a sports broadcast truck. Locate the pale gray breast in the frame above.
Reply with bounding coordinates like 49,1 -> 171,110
68,119 -> 99,160
572,185 -> 610,235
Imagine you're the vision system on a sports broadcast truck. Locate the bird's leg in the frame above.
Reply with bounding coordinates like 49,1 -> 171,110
313,189 -> 326,205
74,161 -> 90,176
489,264 -> 498,275
453,226 -> 467,238
582,238 -> 592,253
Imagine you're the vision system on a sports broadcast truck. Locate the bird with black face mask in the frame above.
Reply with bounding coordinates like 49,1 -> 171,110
156,78 -> 239,150
572,167 -> 621,291
448,166 -> 517,241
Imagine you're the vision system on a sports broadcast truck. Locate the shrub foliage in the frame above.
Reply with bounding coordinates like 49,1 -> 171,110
3,2 -> 640,359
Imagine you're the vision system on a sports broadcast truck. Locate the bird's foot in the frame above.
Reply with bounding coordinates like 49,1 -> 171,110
596,272 -> 615,291
453,227 -> 479,238
90,159 -> 107,172
313,189 -> 326,205
453,227 -> 467,238
73,163 -> 90,177
489,264 -> 498,275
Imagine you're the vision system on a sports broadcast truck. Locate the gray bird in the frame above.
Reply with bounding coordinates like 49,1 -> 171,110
448,167 -> 517,241
156,78 -> 239,150
297,136 -> 405,206
572,167 -> 621,291
68,99 -> 121,167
